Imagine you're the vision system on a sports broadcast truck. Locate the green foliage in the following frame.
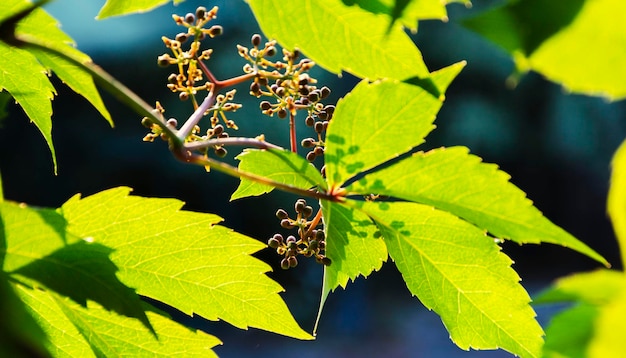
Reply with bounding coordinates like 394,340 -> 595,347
1,0 -> 623,357
249,0 -> 430,81
535,138 -> 626,357
232,149 -> 327,200
0,0 -> 111,171
463,0 -> 626,100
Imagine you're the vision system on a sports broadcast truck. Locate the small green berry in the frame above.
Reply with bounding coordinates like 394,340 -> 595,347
208,25 -> 223,37
260,101 -> 272,111
157,54 -> 171,67
179,92 -> 189,101
302,205 -> 313,218
268,237 -> 280,249
280,258 -> 290,270
288,256 -> 298,268
141,117 -> 152,128
314,121 -> 324,133
320,86 -> 331,99
184,13 -> 195,23
265,46 -> 276,57
175,32 -> 189,43
306,151 -> 316,162
295,199 -> 306,213
305,116 -> 315,127
280,219 -> 294,229
301,138 -> 316,148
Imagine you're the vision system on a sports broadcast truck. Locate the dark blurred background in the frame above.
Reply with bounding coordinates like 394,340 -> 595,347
1,0 -> 625,356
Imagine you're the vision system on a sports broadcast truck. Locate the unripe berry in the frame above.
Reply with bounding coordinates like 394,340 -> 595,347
307,91 -> 319,102
317,110 -> 328,120
305,116 -> 315,127
277,108 -> 288,119
195,6 -> 206,19
314,146 -> 324,156
257,76 -> 268,86
268,237 -> 280,249
251,34 -> 262,47
306,151 -> 316,162
320,86 -> 331,99
280,258 -> 290,270
166,118 -> 178,127
208,25 -> 223,37
184,13 -> 195,23
250,81 -> 260,96
309,240 -> 319,251
157,54 -> 171,67
175,32 -> 189,43
214,147 -> 227,157
168,73 -> 178,84
301,138 -> 316,148
141,117 -> 152,128
212,124 -> 224,136
295,199 -> 306,213
315,230 -> 325,241
260,101 -> 272,111
314,121 -> 324,133
276,208 -> 288,219
179,92 -> 189,101
321,256 -> 332,266
286,235 -> 297,245
288,256 -> 298,268
265,46 -> 276,57
280,219 -> 294,229
302,205 -> 313,218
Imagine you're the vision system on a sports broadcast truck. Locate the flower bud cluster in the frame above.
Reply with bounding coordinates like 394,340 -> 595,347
268,199 -> 331,269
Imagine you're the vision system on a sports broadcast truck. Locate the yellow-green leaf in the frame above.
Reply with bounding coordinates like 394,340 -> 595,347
97,0 -> 186,19
248,0 -> 430,81
358,200 -> 544,358
60,187 -> 312,340
608,139 -> 626,267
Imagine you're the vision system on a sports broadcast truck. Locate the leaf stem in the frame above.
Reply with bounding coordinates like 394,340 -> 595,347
184,137 -> 282,151
177,89 -> 215,141
289,111 -> 297,153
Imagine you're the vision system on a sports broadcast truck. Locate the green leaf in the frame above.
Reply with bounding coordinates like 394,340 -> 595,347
534,269 -> 625,305
463,0 -> 626,99
344,0 -> 450,31
248,0 -> 430,81
608,139 -> 626,267
357,200 -> 543,358
542,303 -> 597,358
231,148 -> 327,201
15,283 -> 221,357
0,42 -> 56,170
347,146 -> 607,265
588,284 -> 626,357
314,200 -> 387,334
324,61 -> 465,187
320,200 -> 387,292
12,241 -> 152,332
97,0 -> 186,19
1,200 -> 151,331
0,0 -> 113,170
60,187 -> 312,340
0,276 -> 50,358
0,201 -> 71,272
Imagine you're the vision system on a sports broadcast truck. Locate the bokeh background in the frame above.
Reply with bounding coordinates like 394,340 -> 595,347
1,0 -> 625,356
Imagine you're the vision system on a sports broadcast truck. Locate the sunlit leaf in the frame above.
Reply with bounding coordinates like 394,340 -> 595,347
248,0 -> 430,81
324,61 -> 465,187
588,284 -> 626,357
463,0 -> 626,99
534,269 -> 624,305
15,284 -> 221,357
60,187 -> 312,339
542,303 -> 597,358
231,148 -> 326,200
358,200 -> 543,357
608,139 -> 626,267
97,0 -> 186,19
347,146 -> 607,265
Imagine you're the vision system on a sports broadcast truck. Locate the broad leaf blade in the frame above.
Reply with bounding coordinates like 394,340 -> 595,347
320,200 -> 387,293
358,200 -> 543,358
345,0 -> 450,31
97,0 -> 185,19
0,43 -> 56,170
248,0 -> 430,81
0,277 -> 50,358
534,269 -> 625,305
463,0 -> 626,99
60,187 -> 312,340
542,303 -> 597,358
347,146 -> 607,265
12,241 -> 151,331
324,62 -> 465,187
0,201 -> 70,272
15,284 -> 221,357
588,283 -> 626,357
231,148 -> 326,201
608,139 -> 626,267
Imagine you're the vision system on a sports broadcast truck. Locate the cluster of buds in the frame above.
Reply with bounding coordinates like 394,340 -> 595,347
157,6 -> 222,106
238,34 -> 335,157
268,199 -> 331,269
